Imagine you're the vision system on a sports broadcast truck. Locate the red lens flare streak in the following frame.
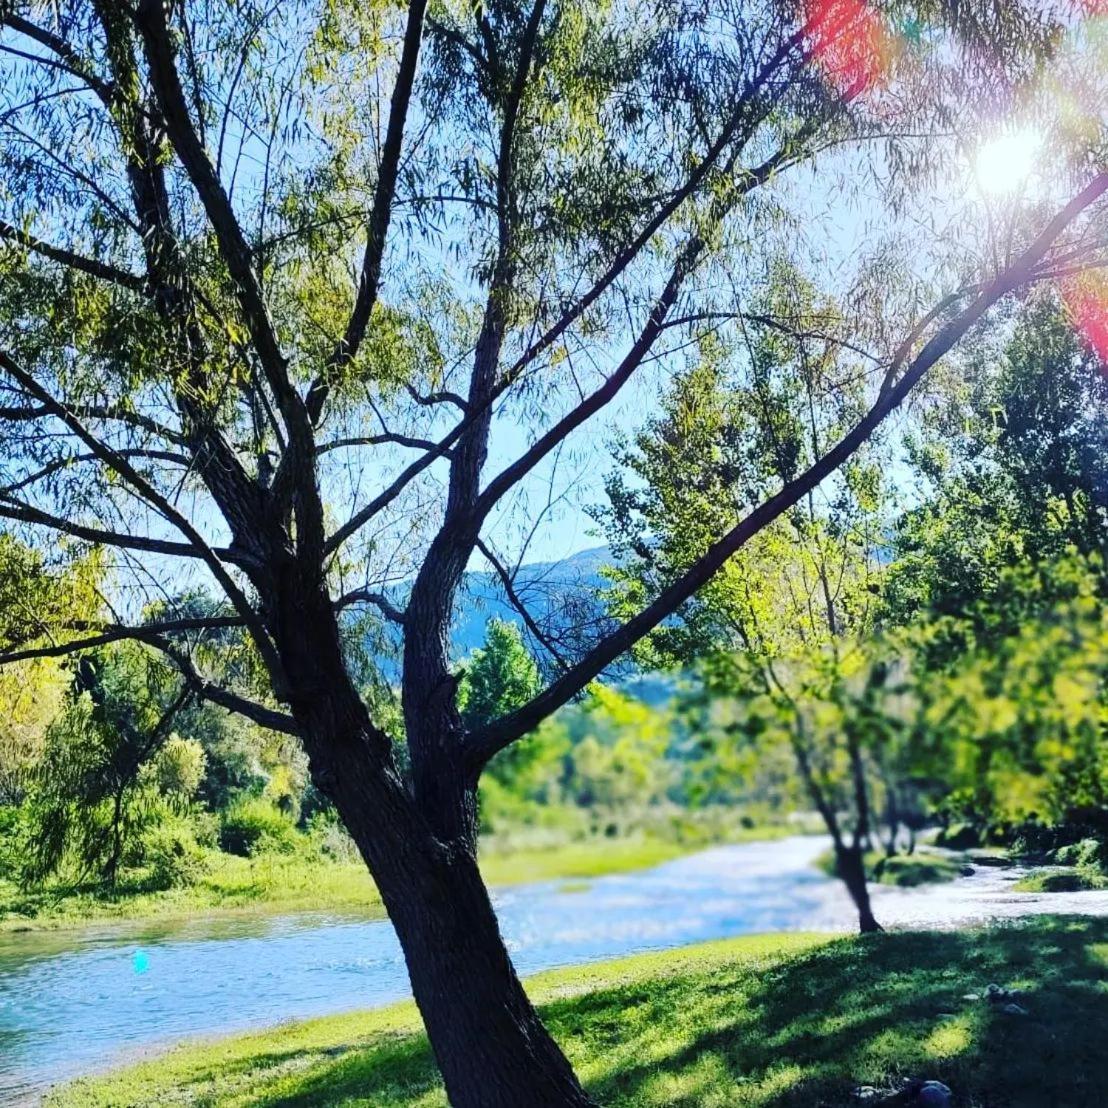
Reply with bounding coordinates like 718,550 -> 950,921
1063,276 -> 1108,367
804,0 -> 894,99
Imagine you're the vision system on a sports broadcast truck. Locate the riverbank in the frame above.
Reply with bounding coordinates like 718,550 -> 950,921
50,916 -> 1108,1107
0,827 -> 799,933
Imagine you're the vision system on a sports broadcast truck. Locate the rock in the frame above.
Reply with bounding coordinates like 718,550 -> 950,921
1002,1002 -> 1029,1016
962,992 -> 981,1001
960,864 -> 975,876
852,1087 -> 881,1102
917,1081 -> 953,1107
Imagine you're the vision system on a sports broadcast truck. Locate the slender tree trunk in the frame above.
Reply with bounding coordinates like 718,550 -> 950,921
882,778 -> 900,858
835,844 -> 882,934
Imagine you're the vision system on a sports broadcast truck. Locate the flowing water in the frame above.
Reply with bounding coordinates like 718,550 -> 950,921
3,835 -> 1108,1104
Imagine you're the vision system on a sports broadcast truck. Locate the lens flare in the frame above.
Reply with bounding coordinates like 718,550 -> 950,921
974,129 -> 1043,197
805,0 -> 897,99
1063,274 -> 1108,366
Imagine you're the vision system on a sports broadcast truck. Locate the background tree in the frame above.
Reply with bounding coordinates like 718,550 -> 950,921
0,1 -> 1105,1103
598,275 -> 894,930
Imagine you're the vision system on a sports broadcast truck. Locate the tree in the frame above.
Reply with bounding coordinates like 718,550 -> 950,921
887,293 -> 1108,628
20,642 -> 193,887
598,276 -> 894,930
0,1 -> 1104,1102
0,534 -> 98,803
458,618 -> 542,732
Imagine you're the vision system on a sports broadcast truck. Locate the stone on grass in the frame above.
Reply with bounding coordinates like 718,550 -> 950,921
916,1080 -> 953,1106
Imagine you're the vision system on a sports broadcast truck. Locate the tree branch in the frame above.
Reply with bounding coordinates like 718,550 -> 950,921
333,587 -> 406,624
0,400 -> 183,442
499,25 -> 809,384
0,496 -> 235,560
0,13 -> 115,103
306,0 -> 429,426
0,219 -> 147,292
148,638 -> 298,734
475,537 -> 567,668
0,351 -> 283,683
317,433 -> 442,456
0,448 -> 189,496
0,616 -> 244,663
468,171 -> 1108,769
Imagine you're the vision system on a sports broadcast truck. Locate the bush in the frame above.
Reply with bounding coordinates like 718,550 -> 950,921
871,852 -> 960,887
1014,869 -> 1108,893
306,810 -> 360,863
936,822 -> 981,850
0,804 -> 29,879
140,819 -> 210,890
1052,836 -> 1108,871
219,798 -> 299,857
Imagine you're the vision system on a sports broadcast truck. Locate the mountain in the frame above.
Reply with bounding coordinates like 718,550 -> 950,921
451,545 -> 612,659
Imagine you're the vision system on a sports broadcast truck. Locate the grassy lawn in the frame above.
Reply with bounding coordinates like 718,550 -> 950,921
50,917 -> 1108,1107
0,835 -> 748,933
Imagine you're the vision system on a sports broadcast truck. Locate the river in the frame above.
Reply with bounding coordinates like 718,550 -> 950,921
3,835 -> 1108,1104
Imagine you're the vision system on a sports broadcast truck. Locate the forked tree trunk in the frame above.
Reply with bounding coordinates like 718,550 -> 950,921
835,844 -> 882,935
291,681 -> 595,1107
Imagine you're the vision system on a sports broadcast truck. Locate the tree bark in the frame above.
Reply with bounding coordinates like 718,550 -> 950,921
278,589 -> 594,1108
835,844 -> 882,935
326,743 -> 595,1107
372,827 -> 595,1108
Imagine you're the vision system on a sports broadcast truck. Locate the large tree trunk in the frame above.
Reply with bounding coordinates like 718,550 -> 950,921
335,762 -> 595,1107
288,676 -> 594,1105
372,829 -> 596,1108
835,844 -> 882,935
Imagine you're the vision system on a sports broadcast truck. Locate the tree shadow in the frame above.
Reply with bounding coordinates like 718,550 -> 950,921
554,917 -> 1108,1107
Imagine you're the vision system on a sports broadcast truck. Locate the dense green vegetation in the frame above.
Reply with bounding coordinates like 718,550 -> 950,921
52,917 -> 1108,1107
0,613 -> 802,928
6,296 -> 1108,933
813,847 -> 964,889
0,836 -> 715,932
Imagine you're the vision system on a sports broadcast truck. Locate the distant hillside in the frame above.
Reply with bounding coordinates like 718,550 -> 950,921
451,545 -> 612,659
368,546 -> 615,679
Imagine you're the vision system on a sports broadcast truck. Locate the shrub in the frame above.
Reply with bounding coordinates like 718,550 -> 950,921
1014,869 -> 1108,892
307,810 -> 360,863
219,798 -> 299,857
153,736 -> 207,804
0,804 -> 31,879
1053,836 -> 1108,871
872,853 -> 960,887
936,822 -> 980,850
140,819 -> 210,890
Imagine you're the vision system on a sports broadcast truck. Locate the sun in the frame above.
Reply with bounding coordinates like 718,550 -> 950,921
974,128 -> 1043,197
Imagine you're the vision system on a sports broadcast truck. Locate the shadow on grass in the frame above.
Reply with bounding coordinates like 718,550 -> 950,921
63,917 -> 1108,1108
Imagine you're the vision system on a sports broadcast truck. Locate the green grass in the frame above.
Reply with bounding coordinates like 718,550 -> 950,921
0,854 -> 385,933
814,847 -> 962,888
50,917 -> 1108,1107
0,835 -> 755,933
1013,869 -> 1108,893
